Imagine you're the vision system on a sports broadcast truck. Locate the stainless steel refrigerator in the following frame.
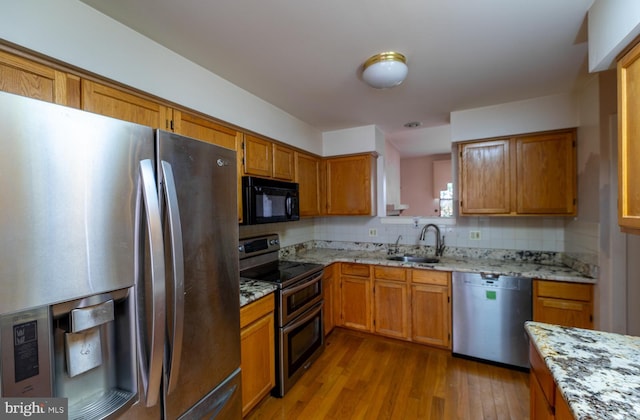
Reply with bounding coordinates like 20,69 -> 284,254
0,92 -> 241,419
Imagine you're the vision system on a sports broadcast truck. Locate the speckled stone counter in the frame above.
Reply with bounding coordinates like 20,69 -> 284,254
284,248 -> 594,283
526,322 -> 640,419
239,277 -> 277,307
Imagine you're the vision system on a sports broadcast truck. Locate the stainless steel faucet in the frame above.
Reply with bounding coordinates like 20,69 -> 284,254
390,234 -> 402,254
419,224 -> 445,256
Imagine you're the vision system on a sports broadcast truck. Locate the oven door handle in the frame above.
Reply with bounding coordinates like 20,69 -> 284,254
282,302 -> 323,335
281,271 -> 323,298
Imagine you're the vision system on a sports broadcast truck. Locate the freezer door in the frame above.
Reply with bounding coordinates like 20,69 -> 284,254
156,131 -> 241,419
0,92 -> 155,315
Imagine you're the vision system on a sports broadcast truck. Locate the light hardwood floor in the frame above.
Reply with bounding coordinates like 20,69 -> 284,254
247,328 -> 530,420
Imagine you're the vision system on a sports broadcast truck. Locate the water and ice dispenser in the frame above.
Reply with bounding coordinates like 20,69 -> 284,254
0,289 -> 138,419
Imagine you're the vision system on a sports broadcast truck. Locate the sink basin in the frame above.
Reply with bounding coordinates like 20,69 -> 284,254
386,255 -> 439,264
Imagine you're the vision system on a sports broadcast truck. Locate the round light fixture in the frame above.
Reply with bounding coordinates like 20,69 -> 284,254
362,52 -> 408,89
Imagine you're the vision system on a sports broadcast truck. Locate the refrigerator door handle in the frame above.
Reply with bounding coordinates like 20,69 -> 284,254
135,159 -> 166,408
161,160 -> 185,395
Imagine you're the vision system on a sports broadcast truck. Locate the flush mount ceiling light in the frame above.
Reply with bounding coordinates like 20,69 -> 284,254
362,52 -> 408,89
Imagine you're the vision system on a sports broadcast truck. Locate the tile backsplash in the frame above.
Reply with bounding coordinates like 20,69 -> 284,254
238,215 -> 599,277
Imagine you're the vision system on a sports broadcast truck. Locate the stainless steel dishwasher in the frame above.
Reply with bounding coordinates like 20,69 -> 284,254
452,272 -> 532,369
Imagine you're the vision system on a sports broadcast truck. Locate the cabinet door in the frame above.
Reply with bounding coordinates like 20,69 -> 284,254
173,110 -> 244,222
411,283 -> 451,348
534,297 -> 592,329
530,371 -> 555,420
243,134 -> 272,177
272,143 -> 295,180
533,280 -> 593,329
341,275 -> 372,331
459,139 -> 511,215
374,280 -> 409,340
295,151 -> 321,217
0,50 -> 80,107
323,265 -> 335,336
240,312 -> 275,416
81,80 -> 170,129
325,154 -> 377,215
618,41 -> 640,231
515,131 -> 576,215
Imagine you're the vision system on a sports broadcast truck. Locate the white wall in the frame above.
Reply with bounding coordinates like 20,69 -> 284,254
385,142 -> 401,209
322,125 -> 378,156
450,93 -> 579,142
0,0 -> 322,154
589,0 -> 640,72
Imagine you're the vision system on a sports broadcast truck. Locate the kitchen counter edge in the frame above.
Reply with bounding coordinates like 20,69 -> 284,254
525,321 -> 640,419
284,248 -> 595,284
240,278 -> 277,307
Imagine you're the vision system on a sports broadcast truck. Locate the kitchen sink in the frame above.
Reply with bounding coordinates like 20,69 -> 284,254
386,255 -> 439,264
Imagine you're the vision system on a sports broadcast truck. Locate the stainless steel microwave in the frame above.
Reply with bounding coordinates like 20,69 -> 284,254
241,176 -> 300,224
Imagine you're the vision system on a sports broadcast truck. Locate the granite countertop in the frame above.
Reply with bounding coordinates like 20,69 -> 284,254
239,277 -> 277,307
526,321 -> 640,419
286,248 -> 594,283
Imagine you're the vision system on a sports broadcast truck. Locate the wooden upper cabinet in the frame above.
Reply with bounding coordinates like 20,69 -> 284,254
173,110 -> 240,150
618,41 -> 640,232
295,151 -> 321,217
458,129 -> 576,216
243,134 -> 273,177
81,79 -> 170,129
515,131 -> 576,215
0,50 -> 80,107
272,143 -> 295,181
243,135 -> 295,181
459,139 -> 511,214
172,110 -> 244,223
325,153 -> 377,216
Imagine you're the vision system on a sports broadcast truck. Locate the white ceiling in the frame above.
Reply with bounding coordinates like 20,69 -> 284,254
81,0 -> 593,156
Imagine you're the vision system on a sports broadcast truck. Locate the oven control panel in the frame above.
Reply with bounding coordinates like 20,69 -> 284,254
238,234 -> 280,259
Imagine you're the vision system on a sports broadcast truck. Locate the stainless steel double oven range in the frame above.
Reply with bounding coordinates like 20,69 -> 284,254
239,234 -> 325,397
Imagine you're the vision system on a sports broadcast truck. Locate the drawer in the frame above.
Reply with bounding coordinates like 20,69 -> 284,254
240,294 -> 275,329
535,280 -> 592,302
529,342 -> 555,408
411,269 -> 449,286
373,266 -> 407,282
341,263 -> 371,277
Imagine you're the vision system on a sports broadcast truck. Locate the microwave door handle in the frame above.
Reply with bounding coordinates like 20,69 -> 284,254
285,193 -> 292,218
135,159 -> 165,408
161,161 -> 185,395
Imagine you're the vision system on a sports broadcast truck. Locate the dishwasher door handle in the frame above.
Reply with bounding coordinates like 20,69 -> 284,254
481,273 -> 500,280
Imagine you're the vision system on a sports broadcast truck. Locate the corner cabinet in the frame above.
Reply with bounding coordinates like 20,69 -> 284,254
325,153 -> 377,216
458,129 -> 577,216
618,40 -> 640,233
295,151 -> 322,217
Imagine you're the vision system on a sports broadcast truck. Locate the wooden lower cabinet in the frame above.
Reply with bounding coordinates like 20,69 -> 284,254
240,294 -> 275,417
410,270 -> 451,349
338,264 -> 451,349
323,263 -> 338,335
373,266 -> 409,340
340,263 -> 372,331
530,342 -> 573,420
533,279 -> 593,329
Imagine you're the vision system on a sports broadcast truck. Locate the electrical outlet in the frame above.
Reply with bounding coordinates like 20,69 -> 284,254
469,230 -> 481,240
368,228 -> 378,237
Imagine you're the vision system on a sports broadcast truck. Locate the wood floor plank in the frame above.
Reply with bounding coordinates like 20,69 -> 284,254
246,328 -> 530,420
